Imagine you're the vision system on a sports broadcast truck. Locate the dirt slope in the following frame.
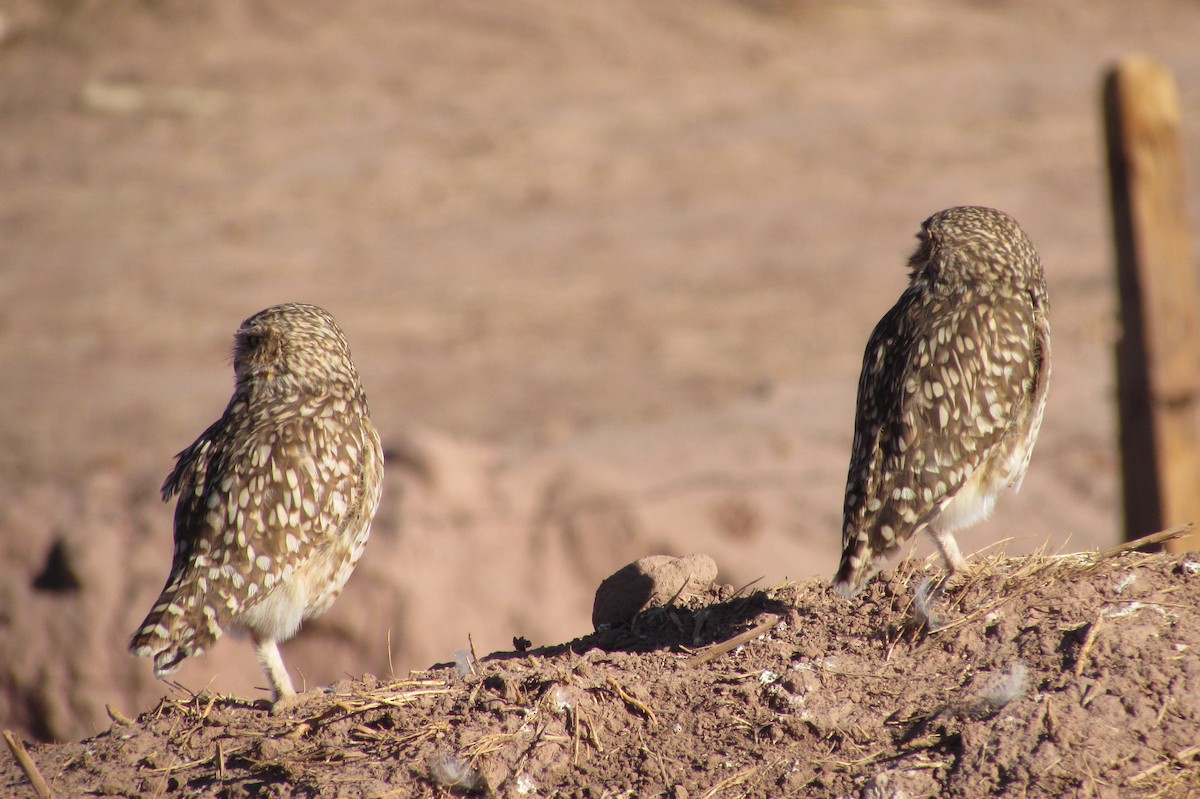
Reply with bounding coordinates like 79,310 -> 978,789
3,547 -> 1198,798
3,0 -> 1200,748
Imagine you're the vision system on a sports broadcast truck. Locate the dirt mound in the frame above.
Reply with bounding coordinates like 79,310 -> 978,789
5,546 -> 1197,798
4,0 -> 1200,764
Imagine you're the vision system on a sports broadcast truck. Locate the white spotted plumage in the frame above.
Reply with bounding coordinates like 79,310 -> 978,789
129,303 -> 384,709
834,207 -> 1050,598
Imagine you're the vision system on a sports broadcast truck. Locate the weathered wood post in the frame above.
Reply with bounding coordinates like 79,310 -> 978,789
1103,56 -> 1200,551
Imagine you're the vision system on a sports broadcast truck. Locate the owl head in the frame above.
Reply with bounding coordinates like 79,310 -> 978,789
907,205 -> 1043,291
232,303 -> 360,395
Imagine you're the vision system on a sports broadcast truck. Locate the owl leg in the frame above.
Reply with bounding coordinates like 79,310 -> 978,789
928,528 -> 970,575
251,634 -> 296,711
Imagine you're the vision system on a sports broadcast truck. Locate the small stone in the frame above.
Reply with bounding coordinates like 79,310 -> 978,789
785,607 -> 803,630
591,554 -> 719,629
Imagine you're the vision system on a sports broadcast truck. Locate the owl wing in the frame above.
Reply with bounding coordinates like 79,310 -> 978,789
131,402 -> 251,671
159,412 -> 234,577
1010,300 -> 1051,492
132,396 -> 369,674
836,289 -> 1038,593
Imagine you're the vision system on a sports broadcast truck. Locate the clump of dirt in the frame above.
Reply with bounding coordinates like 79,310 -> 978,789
4,545 -> 1199,799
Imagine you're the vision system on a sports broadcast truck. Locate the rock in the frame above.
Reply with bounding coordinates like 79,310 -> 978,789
591,554 -> 718,629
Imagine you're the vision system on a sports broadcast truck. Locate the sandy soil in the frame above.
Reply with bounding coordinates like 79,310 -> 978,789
2,0 -> 1200,758
4,547 -> 1199,798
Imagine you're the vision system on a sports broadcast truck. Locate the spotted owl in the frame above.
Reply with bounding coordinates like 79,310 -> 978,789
833,206 -> 1050,598
130,303 -> 384,710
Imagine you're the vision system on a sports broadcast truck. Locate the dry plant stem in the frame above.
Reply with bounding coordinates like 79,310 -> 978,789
1128,744 -> 1200,783
685,614 -> 781,667
3,730 -> 55,799
106,705 -> 135,726
581,714 -> 603,753
571,707 -> 580,765
468,633 -> 481,675
1090,524 -> 1193,567
729,576 -> 765,600
1073,617 -> 1104,678
605,677 -> 657,724
699,761 -> 772,799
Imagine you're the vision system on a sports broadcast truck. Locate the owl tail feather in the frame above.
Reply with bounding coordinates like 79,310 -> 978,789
832,533 -> 879,599
129,581 -> 225,678
832,566 -> 868,600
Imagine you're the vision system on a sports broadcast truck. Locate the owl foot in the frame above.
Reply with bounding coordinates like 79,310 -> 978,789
269,687 -> 328,716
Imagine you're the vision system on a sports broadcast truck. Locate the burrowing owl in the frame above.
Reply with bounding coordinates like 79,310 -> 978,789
834,206 -> 1050,598
130,303 -> 384,710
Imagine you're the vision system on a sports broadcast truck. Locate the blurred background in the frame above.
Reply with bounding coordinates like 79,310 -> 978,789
1,0 -> 1198,741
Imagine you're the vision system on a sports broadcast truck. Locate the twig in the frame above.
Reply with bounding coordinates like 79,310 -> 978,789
105,704 -> 135,726
729,576 -> 765,600
571,706 -> 580,765
580,713 -> 603,753
1128,743 -> 1200,783
699,761 -> 770,799
313,687 -> 453,721
1074,617 -> 1104,678
468,633 -> 481,674
641,745 -> 671,787
605,677 -> 657,724
832,748 -> 891,768
685,614 -> 781,667
3,730 -> 55,799
1128,761 -> 1168,784
1088,524 -> 1193,568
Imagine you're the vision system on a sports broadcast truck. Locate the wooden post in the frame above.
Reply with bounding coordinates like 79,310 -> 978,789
1103,57 -> 1200,552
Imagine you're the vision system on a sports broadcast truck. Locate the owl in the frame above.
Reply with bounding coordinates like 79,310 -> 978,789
834,206 -> 1050,598
129,303 -> 384,711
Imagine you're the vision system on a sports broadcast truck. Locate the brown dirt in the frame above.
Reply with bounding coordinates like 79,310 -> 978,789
3,0 -> 1200,794
4,547 -> 1200,798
